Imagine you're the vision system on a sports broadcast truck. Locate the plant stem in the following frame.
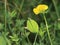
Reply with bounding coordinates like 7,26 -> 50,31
43,13 -> 53,45
25,31 -> 31,45
5,0 -> 7,32
17,0 -> 24,19
33,33 -> 38,45
52,0 -> 59,18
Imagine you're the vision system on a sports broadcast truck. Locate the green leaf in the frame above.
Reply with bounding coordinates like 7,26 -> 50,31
9,34 -> 19,42
9,10 -> 17,18
27,18 -> 39,33
25,32 -> 30,37
58,22 -> 60,30
39,28 -> 45,38
0,35 -> 7,45
0,23 -> 4,30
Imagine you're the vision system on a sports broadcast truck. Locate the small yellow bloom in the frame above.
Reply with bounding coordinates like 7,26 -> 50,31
33,4 -> 48,15
33,8 -> 40,15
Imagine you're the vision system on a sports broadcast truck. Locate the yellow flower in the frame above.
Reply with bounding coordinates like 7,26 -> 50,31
33,4 -> 48,15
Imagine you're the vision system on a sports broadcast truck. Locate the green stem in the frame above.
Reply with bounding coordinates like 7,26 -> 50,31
16,41 -> 18,45
17,0 -> 24,19
25,31 -> 31,45
43,13 -> 53,45
27,37 -> 31,45
33,33 -> 38,45
5,0 -> 7,32
52,0 -> 59,18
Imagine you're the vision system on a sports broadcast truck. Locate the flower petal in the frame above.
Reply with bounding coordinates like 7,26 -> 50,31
33,4 -> 48,15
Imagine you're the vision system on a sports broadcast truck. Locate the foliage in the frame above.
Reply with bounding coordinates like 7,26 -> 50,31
0,0 -> 60,45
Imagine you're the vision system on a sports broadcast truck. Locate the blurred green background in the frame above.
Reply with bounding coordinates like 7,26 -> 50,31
0,0 -> 60,45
